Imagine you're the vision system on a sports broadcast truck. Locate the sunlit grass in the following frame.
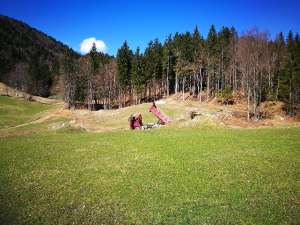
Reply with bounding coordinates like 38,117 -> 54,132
0,96 -> 54,128
0,126 -> 299,224
0,96 -> 299,224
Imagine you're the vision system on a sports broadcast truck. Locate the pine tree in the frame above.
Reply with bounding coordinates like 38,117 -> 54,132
192,26 -> 205,97
131,47 -> 143,104
116,41 -> 132,107
86,43 -> 99,110
163,35 -> 175,96
192,26 -> 204,62
218,26 -> 232,90
89,43 -> 100,75
294,34 -> 300,105
206,25 -> 218,99
274,32 -> 286,100
143,39 -> 163,100
280,31 -> 296,115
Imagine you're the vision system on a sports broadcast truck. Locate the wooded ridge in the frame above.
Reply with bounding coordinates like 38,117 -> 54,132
0,15 -> 299,119
64,26 -> 300,119
0,15 -> 78,97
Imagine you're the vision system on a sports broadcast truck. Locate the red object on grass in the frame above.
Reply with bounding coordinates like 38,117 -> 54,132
149,105 -> 171,124
129,113 -> 143,129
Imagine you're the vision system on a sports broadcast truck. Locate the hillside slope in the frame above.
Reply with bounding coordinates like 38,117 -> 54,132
0,15 -> 79,97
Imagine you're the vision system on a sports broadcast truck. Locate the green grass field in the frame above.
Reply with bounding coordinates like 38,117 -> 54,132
0,96 -> 54,128
0,96 -> 299,224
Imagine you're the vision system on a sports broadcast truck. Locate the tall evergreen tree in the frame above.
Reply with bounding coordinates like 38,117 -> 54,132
163,35 -> 175,96
144,39 -> 163,99
131,47 -> 144,103
116,41 -> 132,106
294,34 -> 300,104
206,24 -> 218,98
274,32 -> 286,99
86,43 -> 99,110
280,31 -> 296,114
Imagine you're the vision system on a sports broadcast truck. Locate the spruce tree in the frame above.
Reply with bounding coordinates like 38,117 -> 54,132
206,25 -> 218,98
281,31 -> 295,114
86,43 -> 99,110
163,35 -> 175,96
274,32 -> 286,100
131,47 -> 143,103
116,41 -> 132,106
294,34 -> 300,105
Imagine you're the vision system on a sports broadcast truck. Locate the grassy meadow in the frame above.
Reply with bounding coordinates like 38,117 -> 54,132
0,96 -> 299,224
0,96 -> 54,128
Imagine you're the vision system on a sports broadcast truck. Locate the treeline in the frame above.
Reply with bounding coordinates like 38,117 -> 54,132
64,25 -> 300,118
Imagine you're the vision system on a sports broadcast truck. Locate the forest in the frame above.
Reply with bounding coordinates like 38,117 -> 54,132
64,25 -> 300,119
0,15 -> 77,97
1,15 -> 299,119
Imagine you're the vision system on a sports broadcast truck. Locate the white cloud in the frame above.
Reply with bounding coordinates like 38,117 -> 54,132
80,37 -> 107,54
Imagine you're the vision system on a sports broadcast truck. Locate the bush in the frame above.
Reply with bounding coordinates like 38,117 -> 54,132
217,86 -> 234,104
265,89 -> 277,101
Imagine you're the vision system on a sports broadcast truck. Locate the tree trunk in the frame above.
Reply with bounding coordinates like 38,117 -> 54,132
175,73 -> 178,95
247,85 -> 250,121
207,73 -> 210,102
276,73 -> 280,100
289,77 -> 293,115
118,88 -> 122,108
182,76 -> 185,101
200,70 -> 203,102
167,56 -> 170,97
193,73 -> 196,96
87,79 -> 94,111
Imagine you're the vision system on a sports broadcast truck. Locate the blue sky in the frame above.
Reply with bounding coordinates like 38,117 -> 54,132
1,0 -> 299,55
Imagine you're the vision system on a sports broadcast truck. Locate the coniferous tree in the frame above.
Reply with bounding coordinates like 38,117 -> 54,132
192,26 -> 205,97
86,43 -> 99,110
274,32 -> 286,100
163,35 -> 175,96
280,31 -> 300,115
206,25 -> 218,99
131,47 -> 144,104
294,34 -> 300,105
218,26 -> 232,91
116,41 -> 132,107
144,39 -> 163,100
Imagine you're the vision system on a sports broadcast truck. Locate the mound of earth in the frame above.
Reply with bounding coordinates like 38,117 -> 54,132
259,101 -> 285,118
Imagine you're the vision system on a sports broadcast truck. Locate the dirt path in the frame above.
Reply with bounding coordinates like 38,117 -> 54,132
1,106 -> 68,129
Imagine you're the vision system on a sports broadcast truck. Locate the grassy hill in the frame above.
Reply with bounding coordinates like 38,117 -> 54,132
0,96 -> 299,224
0,96 -> 54,128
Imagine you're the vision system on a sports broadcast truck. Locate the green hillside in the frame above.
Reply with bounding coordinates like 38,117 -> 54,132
0,96 -> 54,128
